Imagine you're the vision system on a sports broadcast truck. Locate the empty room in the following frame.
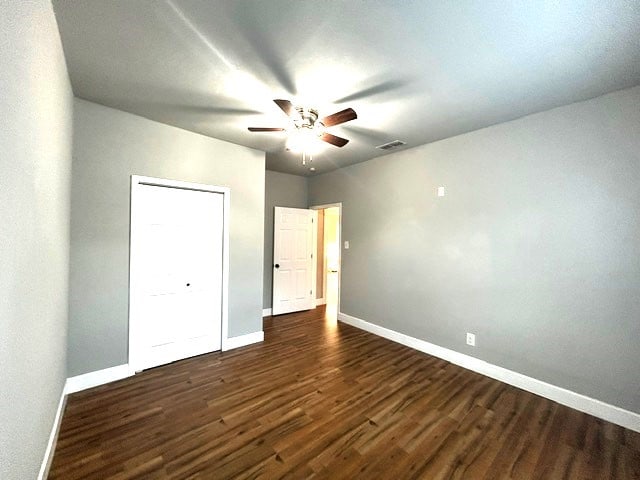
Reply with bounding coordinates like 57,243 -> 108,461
2,1 -> 640,479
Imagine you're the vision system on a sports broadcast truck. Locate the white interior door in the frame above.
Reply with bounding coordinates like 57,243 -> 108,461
272,207 -> 317,315
130,179 -> 225,371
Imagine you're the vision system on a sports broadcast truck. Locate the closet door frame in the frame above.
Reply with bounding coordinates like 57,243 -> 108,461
128,175 -> 230,374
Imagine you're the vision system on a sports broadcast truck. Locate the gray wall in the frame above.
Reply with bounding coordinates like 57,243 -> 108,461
0,1 -> 73,478
69,99 -> 265,377
263,170 -> 308,309
309,86 -> 640,414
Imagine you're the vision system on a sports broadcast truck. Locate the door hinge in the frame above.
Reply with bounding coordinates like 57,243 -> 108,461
311,253 -> 313,259
310,290 -> 313,295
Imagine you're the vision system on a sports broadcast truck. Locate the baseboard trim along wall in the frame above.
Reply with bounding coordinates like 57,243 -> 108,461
42,332 -> 265,474
262,308 -> 272,317
315,298 -> 326,306
38,389 -> 67,480
337,311 -> 640,433
65,364 -> 132,395
223,330 -> 264,351
65,331 -> 266,395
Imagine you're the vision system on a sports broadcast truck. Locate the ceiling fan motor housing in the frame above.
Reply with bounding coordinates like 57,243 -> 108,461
293,107 -> 322,132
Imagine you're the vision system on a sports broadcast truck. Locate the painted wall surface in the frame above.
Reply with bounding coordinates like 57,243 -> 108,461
309,86 -> 640,413
263,170 -> 308,309
69,99 -> 265,376
0,1 -> 73,478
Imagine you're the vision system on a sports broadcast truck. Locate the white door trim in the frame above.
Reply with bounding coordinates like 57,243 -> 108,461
310,203 -> 342,313
128,175 -> 230,373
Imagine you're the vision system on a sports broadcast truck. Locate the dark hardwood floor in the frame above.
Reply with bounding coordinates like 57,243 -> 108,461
49,306 -> 640,479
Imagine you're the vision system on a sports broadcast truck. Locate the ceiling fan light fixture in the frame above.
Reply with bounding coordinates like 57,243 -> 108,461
286,106 -> 326,153
286,126 -> 323,153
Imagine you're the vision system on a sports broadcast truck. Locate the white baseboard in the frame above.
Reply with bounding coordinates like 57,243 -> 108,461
64,332 -> 265,394
223,330 -> 264,351
315,298 -> 326,306
64,364 -> 132,395
38,387 -> 67,480
262,308 -> 272,317
40,365 -> 132,476
338,311 -> 640,433
44,334 -> 262,475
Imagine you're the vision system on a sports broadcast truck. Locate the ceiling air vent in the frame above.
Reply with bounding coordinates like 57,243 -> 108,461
376,140 -> 406,150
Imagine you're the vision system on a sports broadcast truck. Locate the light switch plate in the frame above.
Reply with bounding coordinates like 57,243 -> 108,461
344,241 -> 350,249
437,186 -> 445,197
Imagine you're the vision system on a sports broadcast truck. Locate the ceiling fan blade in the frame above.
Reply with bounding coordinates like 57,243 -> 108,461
321,108 -> 357,127
248,127 -> 286,132
320,133 -> 349,147
273,99 -> 295,117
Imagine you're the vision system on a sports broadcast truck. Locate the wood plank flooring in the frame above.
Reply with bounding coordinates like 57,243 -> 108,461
49,307 -> 640,479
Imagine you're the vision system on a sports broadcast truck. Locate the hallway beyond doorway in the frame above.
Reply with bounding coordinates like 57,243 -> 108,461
313,204 -> 340,317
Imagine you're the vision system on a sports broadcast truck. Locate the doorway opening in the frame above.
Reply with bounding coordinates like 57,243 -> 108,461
311,203 -> 341,320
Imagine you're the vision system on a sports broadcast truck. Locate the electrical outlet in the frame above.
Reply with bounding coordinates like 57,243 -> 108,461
437,186 -> 445,197
466,332 -> 476,346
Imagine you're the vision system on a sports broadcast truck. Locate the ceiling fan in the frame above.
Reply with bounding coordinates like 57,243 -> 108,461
248,99 -> 357,150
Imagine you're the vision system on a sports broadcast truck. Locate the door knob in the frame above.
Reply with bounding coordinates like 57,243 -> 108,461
274,264 -> 280,269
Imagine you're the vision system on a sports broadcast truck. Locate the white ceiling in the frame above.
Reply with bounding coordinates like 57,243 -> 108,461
52,0 -> 640,176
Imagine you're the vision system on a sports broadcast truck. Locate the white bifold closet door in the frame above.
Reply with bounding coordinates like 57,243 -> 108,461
130,181 -> 223,371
